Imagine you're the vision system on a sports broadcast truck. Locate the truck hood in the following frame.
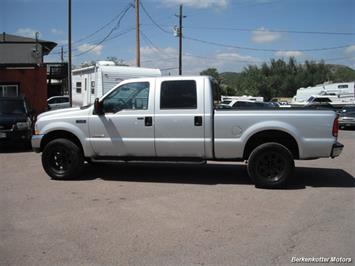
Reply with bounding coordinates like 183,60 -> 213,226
37,106 -> 92,120
0,113 -> 28,129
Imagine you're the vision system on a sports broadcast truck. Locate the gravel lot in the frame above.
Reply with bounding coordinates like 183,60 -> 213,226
1,130 -> 354,266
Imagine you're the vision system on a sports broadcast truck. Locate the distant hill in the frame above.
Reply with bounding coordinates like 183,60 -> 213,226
328,64 -> 355,82
220,64 -> 355,91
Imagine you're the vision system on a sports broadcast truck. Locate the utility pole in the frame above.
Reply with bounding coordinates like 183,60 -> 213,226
68,0 -> 72,106
135,0 -> 140,67
61,46 -> 64,62
176,4 -> 185,75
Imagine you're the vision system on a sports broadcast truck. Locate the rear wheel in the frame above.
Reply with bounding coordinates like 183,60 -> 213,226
42,138 -> 84,180
247,142 -> 294,188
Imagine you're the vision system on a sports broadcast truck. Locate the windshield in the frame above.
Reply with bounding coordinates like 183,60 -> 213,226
0,99 -> 26,115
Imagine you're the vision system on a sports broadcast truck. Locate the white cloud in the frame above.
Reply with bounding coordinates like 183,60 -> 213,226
77,43 -> 103,55
135,46 -> 260,74
16,28 -> 40,38
344,45 -> 355,54
161,0 -> 228,8
51,28 -> 64,35
275,50 -> 304,57
251,27 -> 281,43
56,39 -> 68,45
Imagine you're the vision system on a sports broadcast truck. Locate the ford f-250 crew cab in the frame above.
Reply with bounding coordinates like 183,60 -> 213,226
32,76 -> 344,188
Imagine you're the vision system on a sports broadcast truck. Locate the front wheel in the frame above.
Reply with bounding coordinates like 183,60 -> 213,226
42,138 -> 84,180
247,142 -> 294,188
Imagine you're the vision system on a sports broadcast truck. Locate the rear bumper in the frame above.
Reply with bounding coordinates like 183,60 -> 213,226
331,142 -> 344,158
31,134 -> 44,153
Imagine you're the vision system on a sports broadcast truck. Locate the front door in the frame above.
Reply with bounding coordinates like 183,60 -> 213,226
154,79 -> 205,158
89,81 -> 155,157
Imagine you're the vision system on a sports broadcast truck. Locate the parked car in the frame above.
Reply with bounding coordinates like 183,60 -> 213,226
47,96 -> 70,110
0,97 -> 34,147
340,105 -> 355,114
32,76 -> 343,188
339,111 -> 355,129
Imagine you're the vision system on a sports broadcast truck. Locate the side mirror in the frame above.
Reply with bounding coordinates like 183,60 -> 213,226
94,98 -> 103,115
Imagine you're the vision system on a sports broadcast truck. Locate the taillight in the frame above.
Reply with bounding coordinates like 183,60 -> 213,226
332,115 -> 339,137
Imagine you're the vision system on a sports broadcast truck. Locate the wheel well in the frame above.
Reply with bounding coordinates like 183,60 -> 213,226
243,130 -> 299,159
40,130 -> 83,153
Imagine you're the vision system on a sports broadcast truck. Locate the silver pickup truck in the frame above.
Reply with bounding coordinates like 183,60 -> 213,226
32,76 -> 343,188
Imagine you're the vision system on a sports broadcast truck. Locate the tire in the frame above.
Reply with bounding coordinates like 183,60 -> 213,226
247,142 -> 294,188
42,138 -> 84,180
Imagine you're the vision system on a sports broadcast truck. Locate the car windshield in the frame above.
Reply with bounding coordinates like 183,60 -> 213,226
0,100 -> 26,115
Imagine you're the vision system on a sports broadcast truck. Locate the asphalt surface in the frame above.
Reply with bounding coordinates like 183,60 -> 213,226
0,130 -> 354,266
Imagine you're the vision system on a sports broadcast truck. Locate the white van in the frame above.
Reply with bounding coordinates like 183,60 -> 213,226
72,61 -> 161,107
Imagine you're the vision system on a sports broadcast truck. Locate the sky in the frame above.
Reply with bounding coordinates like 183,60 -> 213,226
2,0 -> 355,75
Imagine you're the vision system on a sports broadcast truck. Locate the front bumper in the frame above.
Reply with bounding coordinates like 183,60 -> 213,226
0,128 -> 32,142
331,142 -> 344,158
31,134 -> 44,153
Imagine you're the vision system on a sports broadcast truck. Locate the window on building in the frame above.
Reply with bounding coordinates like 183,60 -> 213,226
160,80 -> 197,109
76,82 -> 82,93
91,81 -> 95,94
0,84 -> 19,97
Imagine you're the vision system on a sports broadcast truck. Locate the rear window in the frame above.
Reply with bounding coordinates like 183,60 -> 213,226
160,80 -> 197,109
0,100 -> 26,114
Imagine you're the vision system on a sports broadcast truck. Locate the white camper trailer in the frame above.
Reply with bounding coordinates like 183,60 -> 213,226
72,61 -> 161,107
291,81 -> 355,105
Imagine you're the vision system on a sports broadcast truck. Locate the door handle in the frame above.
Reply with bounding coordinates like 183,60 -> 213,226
194,116 -> 202,126
145,116 -> 152,127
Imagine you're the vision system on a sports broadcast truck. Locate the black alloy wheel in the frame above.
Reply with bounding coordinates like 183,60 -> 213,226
247,142 -> 294,188
42,138 -> 84,180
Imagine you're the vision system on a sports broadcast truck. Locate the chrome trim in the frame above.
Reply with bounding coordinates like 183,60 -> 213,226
31,134 -> 44,153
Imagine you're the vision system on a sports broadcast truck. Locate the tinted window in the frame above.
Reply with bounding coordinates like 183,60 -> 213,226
76,82 -> 82,93
0,100 -> 26,114
60,97 -> 69,103
338,84 -> 348,88
160,80 -> 197,109
103,82 -> 149,113
313,98 -> 331,103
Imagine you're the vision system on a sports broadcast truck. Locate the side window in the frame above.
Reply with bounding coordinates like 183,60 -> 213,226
160,80 -> 197,109
233,101 -> 249,108
102,82 -> 150,113
76,82 -> 82,93
91,81 -> 95,94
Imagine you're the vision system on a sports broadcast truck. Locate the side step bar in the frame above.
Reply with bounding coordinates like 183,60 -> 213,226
90,156 -> 207,165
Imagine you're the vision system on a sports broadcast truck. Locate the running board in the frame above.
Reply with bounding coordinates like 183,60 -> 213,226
90,156 -> 206,165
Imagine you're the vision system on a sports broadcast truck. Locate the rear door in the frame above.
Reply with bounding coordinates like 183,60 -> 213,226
154,79 -> 205,158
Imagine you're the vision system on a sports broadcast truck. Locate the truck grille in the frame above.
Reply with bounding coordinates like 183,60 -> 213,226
0,124 -> 14,130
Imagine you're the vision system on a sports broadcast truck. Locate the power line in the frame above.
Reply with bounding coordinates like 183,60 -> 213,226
182,26 -> 355,36
73,4 -> 132,57
140,0 -> 171,34
183,35 -> 354,52
140,30 -> 177,61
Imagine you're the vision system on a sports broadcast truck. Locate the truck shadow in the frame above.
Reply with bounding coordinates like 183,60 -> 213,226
77,163 -> 355,189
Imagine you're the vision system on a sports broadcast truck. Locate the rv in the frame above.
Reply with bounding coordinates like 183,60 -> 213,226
221,95 -> 264,103
291,81 -> 355,106
72,61 -> 161,107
